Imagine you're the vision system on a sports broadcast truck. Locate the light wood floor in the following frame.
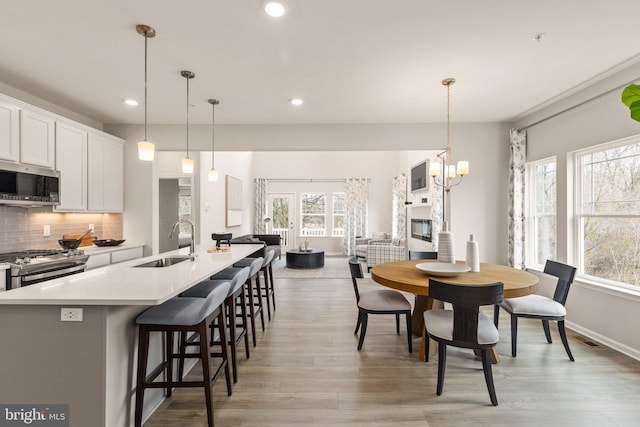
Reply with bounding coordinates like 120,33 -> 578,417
145,277 -> 640,426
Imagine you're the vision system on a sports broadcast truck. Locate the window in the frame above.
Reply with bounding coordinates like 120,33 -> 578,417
526,158 -> 557,268
178,192 -> 191,234
575,137 -> 640,287
332,192 -> 345,236
300,192 -> 326,236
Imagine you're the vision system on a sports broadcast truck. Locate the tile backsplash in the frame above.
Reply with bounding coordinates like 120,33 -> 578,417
0,206 -> 122,252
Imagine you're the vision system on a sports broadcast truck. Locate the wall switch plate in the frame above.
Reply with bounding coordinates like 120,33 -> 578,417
43,225 -> 51,237
61,308 -> 83,322
89,224 -> 94,232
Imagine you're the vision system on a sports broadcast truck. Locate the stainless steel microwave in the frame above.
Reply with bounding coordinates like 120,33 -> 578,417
0,161 -> 60,206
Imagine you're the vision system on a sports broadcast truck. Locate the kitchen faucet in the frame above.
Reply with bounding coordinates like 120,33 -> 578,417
169,219 -> 196,260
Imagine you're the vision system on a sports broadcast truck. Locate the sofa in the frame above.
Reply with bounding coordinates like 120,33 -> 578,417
356,237 -> 407,271
227,234 -> 282,259
355,232 -> 390,259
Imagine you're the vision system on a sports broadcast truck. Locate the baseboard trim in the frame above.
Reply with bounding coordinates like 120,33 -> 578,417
566,320 -> 640,362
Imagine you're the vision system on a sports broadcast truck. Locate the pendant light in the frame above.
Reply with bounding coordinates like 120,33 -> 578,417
181,70 -> 195,174
207,98 -> 220,182
136,24 -> 156,161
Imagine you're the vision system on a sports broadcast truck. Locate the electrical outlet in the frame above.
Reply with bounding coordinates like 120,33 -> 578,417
43,225 -> 51,237
61,308 -> 83,322
89,224 -> 94,232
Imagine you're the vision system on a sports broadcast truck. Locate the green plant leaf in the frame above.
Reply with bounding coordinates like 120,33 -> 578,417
621,84 -> 640,107
630,100 -> 640,122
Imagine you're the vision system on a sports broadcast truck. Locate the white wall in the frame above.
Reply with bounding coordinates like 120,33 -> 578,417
106,121 -> 511,261
198,151 -> 254,248
251,151 -> 405,254
514,61 -> 640,360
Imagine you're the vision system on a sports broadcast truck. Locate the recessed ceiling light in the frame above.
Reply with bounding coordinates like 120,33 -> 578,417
124,99 -> 139,106
290,98 -> 303,106
264,1 -> 286,17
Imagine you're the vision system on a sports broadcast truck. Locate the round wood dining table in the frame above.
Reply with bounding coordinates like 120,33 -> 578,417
371,260 -> 539,361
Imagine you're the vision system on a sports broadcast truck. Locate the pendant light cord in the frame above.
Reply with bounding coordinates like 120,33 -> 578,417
186,76 -> 190,159
143,33 -> 148,141
211,103 -> 216,169
447,80 -> 451,172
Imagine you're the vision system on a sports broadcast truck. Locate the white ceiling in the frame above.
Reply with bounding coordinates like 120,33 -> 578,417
1,0 -> 640,126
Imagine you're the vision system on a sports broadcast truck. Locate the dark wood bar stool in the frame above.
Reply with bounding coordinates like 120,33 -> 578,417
134,282 -> 231,427
235,249 -> 276,321
181,266 -> 251,383
212,257 -> 264,347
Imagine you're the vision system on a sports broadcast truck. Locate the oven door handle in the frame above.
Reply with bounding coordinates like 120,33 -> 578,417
20,264 -> 87,283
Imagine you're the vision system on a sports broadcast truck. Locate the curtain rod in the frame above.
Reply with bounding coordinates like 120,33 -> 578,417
519,77 -> 639,131
257,178 -> 371,183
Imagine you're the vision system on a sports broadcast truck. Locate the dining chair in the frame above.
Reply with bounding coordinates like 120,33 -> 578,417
348,257 -> 412,352
424,279 -> 503,406
408,251 -> 438,260
494,260 -> 577,361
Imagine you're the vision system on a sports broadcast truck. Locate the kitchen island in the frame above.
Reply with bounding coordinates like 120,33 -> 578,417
0,244 -> 263,426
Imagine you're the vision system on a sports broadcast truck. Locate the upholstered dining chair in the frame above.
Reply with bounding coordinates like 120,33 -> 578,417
494,260 -> 577,361
424,279 -> 504,406
348,257 -> 412,352
409,251 -> 438,260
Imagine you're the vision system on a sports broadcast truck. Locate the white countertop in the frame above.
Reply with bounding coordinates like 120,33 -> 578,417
0,244 -> 263,306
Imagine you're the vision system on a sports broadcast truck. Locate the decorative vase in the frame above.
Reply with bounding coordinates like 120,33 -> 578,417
466,234 -> 480,272
304,240 -> 310,251
437,221 -> 455,264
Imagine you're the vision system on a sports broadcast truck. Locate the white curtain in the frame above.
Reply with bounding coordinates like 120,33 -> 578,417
508,128 -> 527,269
431,165 -> 444,251
392,174 -> 407,239
343,178 -> 369,255
254,178 -> 268,234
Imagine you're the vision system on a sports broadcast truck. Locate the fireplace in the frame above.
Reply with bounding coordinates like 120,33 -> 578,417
410,219 -> 432,242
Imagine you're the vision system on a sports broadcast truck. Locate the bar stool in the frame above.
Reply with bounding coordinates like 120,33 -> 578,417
134,282 -> 230,427
181,266 -> 251,383
235,250 -> 276,321
211,257 -> 264,347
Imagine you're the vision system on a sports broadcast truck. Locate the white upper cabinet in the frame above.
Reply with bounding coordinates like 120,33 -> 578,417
0,93 -> 124,213
103,137 -> 124,212
54,122 -> 88,211
88,132 -> 123,212
0,101 -> 19,162
19,109 -> 55,168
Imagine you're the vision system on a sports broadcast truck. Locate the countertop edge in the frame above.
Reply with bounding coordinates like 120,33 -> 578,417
0,244 -> 264,306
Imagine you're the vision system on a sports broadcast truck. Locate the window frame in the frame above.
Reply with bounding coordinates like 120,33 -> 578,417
573,134 -> 640,290
331,192 -> 345,237
525,156 -> 557,270
299,192 -> 327,237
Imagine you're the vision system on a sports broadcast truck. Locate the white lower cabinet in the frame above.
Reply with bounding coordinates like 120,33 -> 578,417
86,246 -> 144,270
86,253 -> 111,270
110,247 -> 143,264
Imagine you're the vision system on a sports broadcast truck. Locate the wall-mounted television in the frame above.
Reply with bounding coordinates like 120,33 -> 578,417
411,218 -> 432,242
410,160 -> 429,192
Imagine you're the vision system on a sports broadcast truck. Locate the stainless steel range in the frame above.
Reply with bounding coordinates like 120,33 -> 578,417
0,249 -> 90,290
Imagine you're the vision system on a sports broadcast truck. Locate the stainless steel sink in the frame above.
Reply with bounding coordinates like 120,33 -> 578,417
134,256 -> 191,268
